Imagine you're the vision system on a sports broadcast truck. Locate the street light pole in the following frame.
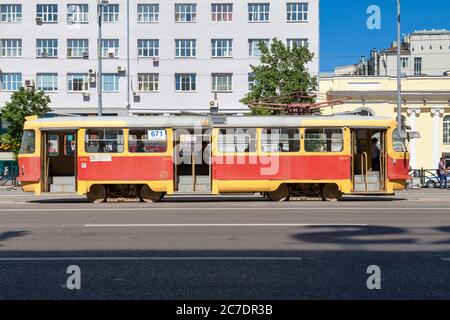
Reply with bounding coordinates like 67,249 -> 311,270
97,0 -> 108,116
396,0 -> 402,131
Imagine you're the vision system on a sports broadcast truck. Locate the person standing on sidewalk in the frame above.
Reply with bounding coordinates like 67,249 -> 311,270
438,157 -> 448,189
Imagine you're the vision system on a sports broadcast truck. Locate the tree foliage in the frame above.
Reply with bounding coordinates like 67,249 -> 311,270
0,88 -> 51,152
240,38 -> 318,115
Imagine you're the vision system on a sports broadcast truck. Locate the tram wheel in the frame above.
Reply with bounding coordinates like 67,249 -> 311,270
86,185 -> 107,203
140,185 -> 164,203
268,184 -> 290,202
321,184 -> 342,201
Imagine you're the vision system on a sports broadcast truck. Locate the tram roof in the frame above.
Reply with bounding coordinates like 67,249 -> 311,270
25,114 -> 396,129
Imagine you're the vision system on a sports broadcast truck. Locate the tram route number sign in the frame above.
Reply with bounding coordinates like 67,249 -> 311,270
89,155 -> 112,162
148,130 -> 166,141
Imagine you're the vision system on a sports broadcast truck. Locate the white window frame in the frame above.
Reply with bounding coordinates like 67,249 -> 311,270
137,3 -> 159,23
1,73 -> 22,91
67,73 -> 89,92
287,2 -> 308,22
212,39 -> 233,57
444,115 -> 450,145
175,39 -> 196,58
211,3 -> 232,22
138,73 -> 159,92
175,4 -> 196,23
36,39 -> 58,58
248,72 -> 256,90
37,4 -> 58,23
36,73 -> 58,92
102,39 -> 119,58
249,39 -> 269,57
212,73 -> 233,92
175,73 -> 196,92
102,74 -> 119,93
138,39 -> 159,57
0,39 -> 22,57
67,4 -> 89,23
248,3 -> 270,22
414,57 -> 422,76
101,4 -> 119,23
0,4 -> 22,23
287,38 -> 308,49
67,39 -> 89,58
401,57 -> 409,69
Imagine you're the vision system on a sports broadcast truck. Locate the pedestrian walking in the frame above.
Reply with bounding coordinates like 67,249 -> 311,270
371,138 -> 380,171
438,157 -> 448,189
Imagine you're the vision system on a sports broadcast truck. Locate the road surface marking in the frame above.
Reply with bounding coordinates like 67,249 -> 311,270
84,223 -> 369,227
0,256 -> 303,262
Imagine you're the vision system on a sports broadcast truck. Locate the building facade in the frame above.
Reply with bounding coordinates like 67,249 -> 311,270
335,30 -> 450,77
319,76 -> 450,170
0,0 -> 320,115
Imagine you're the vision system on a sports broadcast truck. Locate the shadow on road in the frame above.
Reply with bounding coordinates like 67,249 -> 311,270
0,231 -> 29,245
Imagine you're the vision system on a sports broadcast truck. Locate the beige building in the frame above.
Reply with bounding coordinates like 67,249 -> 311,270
319,76 -> 450,170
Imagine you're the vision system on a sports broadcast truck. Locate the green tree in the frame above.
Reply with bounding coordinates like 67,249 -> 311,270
0,88 -> 51,153
240,38 -> 318,115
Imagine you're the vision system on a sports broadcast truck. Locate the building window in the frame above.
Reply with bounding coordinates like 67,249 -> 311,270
85,129 -> 124,153
175,39 -> 196,57
102,74 -> 119,92
175,4 -> 196,22
444,115 -> 450,144
67,4 -> 89,23
249,39 -> 269,57
401,57 -> 409,69
137,4 -> 159,23
36,73 -> 58,92
287,38 -> 308,49
261,128 -> 300,152
101,4 -> 119,22
248,72 -> 256,90
248,3 -> 270,22
212,3 -> 232,22
211,39 -> 233,57
304,128 -> 344,152
287,2 -> 308,22
138,39 -> 159,57
67,39 -> 89,58
212,73 -> 232,92
138,73 -> 159,92
414,57 -> 422,76
129,129 -> 167,153
102,39 -> 119,58
67,73 -> 89,92
218,128 -> 257,153
36,39 -> 58,58
0,4 -> 22,23
175,73 -> 196,92
37,4 -> 58,23
0,39 -> 22,57
1,73 -> 22,91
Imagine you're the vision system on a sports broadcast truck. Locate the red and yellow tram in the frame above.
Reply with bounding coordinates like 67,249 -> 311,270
17,115 -> 410,202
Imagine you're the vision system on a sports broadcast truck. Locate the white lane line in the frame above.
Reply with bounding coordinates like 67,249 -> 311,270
441,258 -> 450,261
0,256 -> 303,262
84,223 -> 368,227
1,207 -> 450,212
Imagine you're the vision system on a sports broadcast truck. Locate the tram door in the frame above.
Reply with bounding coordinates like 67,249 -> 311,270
351,129 -> 387,192
41,130 -> 77,193
173,130 -> 211,193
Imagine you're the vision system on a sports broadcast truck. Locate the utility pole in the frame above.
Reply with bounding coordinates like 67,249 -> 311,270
396,0 -> 402,131
97,0 -> 109,116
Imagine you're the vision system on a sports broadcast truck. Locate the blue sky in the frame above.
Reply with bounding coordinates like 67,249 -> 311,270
320,0 -> 450,72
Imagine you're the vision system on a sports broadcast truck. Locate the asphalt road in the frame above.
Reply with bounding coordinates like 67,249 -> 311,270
0,189 -> 449,299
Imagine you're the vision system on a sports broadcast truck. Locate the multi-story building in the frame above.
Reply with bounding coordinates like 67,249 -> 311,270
335,29 -> 450,77
0,0 -> 320,116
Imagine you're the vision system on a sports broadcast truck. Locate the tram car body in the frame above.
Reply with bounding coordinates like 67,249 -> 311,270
18,115 -> 410,202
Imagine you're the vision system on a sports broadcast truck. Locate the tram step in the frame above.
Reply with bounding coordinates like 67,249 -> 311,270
177,183 -> 211,192
50,176 -> 76,185
353,183 -> 381,192
354,174 -> 380,184
49,184 -> 76,193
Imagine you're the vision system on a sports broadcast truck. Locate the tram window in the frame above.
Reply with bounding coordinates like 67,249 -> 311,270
218,128 -> 257,153
261,128 -> 300,152
129,129 -> 167,153
64,134 -> 76,155
392,128 -> 407,152
304,128 -> 343,152
48,134 -> 59,156
19,130 -> 35,154
85,129 -> 124,153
